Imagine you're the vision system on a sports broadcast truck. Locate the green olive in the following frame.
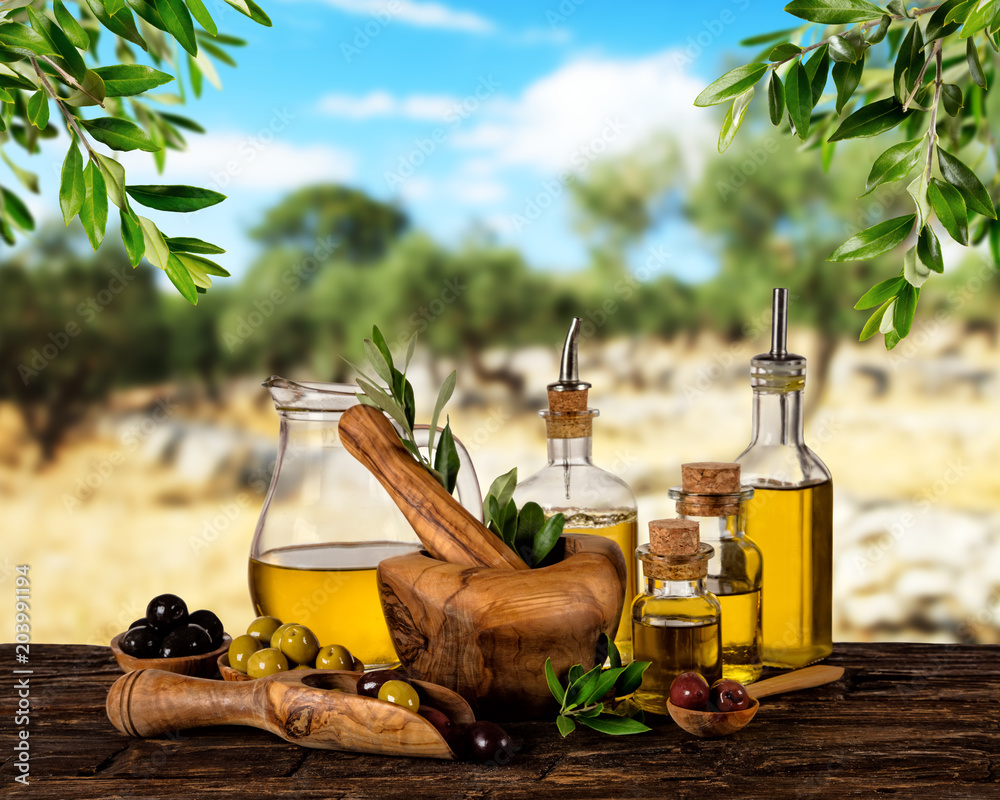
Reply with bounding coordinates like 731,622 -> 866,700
293,664 -> 313,670
269,623 -> 294,649
277,625 -> 321,666
228,634 -> 262,674
247,616 -> 282,642
247,647 -> 289,678
378,679 -> 420,712
315,644 -> 354,670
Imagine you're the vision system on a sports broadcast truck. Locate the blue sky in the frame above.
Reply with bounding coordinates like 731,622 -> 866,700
13,0 -> 796,282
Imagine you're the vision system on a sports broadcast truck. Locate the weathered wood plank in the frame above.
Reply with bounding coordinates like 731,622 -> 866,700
0,643 -> 997,799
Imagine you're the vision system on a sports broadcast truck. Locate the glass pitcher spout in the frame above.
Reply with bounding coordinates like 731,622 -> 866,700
250,375 -> 483,669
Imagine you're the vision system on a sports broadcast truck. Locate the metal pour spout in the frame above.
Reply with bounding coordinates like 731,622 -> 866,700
771,288 -> 788,357
549,317 -> 591,392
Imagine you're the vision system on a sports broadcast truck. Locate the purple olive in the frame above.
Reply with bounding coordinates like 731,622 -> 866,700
710,679 -> 751,712
119,625 -> 161,658
465,721 -> 514,764
418,706 -> 452,739
669,672 -> 711,711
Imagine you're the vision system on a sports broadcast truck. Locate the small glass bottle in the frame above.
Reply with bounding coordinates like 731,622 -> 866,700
736,288 -> 833,668
668,462 -> 762,684
632,519 -> 721,714
514,318 -> 638,660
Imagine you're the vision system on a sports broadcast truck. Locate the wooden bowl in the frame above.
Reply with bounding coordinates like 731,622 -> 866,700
666,698 -> 760,737
377,534 -> 626,721
111,633 -> 232,678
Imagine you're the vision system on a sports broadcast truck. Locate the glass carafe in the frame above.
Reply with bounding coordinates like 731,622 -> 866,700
249,377 -> 483,669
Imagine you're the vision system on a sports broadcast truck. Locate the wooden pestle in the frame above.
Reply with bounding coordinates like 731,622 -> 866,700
338,404 -> 528,570
106,668 -> 473,758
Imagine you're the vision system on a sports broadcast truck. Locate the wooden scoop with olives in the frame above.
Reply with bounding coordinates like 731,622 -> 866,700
106,666 -> 516,761
666,665 -> 845,738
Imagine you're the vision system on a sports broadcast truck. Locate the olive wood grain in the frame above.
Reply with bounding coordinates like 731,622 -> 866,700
377,534 -> 627,720
338,404 -> 528,570
106,668 -> 474,759
746,665 -> 845,699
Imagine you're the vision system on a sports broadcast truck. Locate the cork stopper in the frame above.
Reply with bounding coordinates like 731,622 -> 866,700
649,519 -> 699,555
641,519 -> 708,581
682,462 -> 741,494
675,462 -> 743,517
544,317 -> 595,438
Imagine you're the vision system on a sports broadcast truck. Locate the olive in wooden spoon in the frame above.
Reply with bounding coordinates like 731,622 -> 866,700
666,665 -> 845,738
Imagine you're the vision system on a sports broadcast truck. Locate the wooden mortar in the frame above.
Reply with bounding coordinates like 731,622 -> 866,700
339,404 -> 627,719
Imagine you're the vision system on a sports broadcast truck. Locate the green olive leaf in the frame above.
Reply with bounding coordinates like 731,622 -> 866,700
828,97 -> 910,141
917,224 -> 944,273
785,59 -> 812,139
862,138 -> 922,196
854,276 -> 906,309
832,55 -> 865,114
828,214 -> 916,261
967,37 -> 987,88
768,71 -> 785,125
695,62 -> 768,107
718,87 -> 753,154
860,298 -> 894,341
893,282 -> 918,337
783,0 -> 884,24
937,147 -> 997,219
928,177 -> 969,244
532,512 -> 564,568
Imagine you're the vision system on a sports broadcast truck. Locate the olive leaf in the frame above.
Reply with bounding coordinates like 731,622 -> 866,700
854,276 -> 906,309
928,177 -> 969,244
694,62 -> 768,107
917,224 -> 944,273
937,147 -> 996,219
862,138 -> 922,196
483,467 -> 517,528
433,420 -> 460,495
768,72 -> 785,125
828,98 -> 910,142
828,214 -> 916,261
783,0 -> 884,25
547,634 -> 652,738
785,60 -> 812,139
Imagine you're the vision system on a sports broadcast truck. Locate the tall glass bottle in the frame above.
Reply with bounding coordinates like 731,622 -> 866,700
668,462 -> 762,684
735,289 -> 833,668
632,519 -> 721,714
513,318 -> 638,660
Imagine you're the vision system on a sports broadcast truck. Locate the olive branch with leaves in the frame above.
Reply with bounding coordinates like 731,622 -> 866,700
0,0 -> 272,304
698,0 -> 999,350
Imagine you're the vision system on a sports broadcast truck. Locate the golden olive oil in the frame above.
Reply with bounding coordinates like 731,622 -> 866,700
563,508 -> 638,661
708,585 -> 763,683
248,541 -> 419,668
744,480 -> 833,668
632,618 -> 722,713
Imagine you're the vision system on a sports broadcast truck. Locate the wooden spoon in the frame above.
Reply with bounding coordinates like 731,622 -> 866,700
666,665 -> 845,738
338,404 -> 528,570
106,667 -> 475,759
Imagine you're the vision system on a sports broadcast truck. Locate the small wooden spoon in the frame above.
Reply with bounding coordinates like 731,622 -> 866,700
666,665 -> 845,738
107,667 -> 475,759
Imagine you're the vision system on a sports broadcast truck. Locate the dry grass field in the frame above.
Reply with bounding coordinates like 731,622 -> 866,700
2,326 -> 999,647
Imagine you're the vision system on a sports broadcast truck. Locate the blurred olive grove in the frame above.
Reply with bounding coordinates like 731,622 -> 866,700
2,112 -> 999,464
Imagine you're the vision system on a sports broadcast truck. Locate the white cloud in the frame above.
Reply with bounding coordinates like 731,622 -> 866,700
451,179 -> 507,204
119,132 -> 356,193
318,90 -> 458,120
318,0 -> 493,33
453,49 -> 714,178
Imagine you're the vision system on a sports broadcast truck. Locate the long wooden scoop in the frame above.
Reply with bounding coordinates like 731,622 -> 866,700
106,668 -> 475,759
339,404 -> 528,570
667,665 -> 845,738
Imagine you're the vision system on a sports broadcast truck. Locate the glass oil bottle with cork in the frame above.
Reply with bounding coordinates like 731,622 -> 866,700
632,519 -> 722,713
668,462 -> 762,684
736,288 -> 833,668
514,318 -> 638,660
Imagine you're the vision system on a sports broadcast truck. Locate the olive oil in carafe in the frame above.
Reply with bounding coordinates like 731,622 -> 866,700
744,480 -> 833,667
248,541 -> 420,669
632,618 -> 722,713
563,508 -> 638,661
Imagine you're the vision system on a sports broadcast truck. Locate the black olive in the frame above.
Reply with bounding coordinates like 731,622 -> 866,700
159,624 -> 213,658
128,618 -> 146,630
356,669 -> 404,698
146,594 -> 188,632
120,625 -> 162,658
465,721 -> 514,764
188,609 -> 224,647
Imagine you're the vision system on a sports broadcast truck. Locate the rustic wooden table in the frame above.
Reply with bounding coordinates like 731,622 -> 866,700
1,642 -> 997,799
